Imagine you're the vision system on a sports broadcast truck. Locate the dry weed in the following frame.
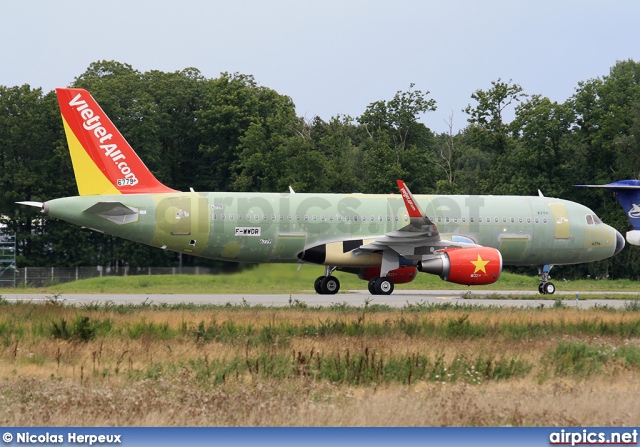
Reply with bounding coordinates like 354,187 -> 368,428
2,304 -> 640,426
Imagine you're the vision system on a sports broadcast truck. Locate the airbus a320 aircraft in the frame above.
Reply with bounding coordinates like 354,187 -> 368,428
19,88 -> 625,295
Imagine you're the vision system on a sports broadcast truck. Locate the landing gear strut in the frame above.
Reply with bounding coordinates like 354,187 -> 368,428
314,266 -> 340,295
538,264 -> 555,294
366,250 -> 398,295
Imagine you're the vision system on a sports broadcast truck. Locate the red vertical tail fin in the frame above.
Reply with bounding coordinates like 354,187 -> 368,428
56,88 -> 178,196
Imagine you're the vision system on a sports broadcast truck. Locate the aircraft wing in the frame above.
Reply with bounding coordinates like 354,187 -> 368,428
354,180 -> 480,260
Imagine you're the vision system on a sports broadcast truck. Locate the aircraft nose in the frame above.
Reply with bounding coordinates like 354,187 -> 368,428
614,229 -> 625,255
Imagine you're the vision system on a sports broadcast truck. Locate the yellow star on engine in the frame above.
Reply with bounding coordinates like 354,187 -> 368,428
471,255 -> 489,273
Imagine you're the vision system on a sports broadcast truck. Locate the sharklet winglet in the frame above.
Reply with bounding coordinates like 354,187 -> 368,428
396,180 -> 425,219
397,180 -> 437,226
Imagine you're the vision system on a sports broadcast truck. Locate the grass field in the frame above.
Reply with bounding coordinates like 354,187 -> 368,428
2,266 -> 640,426
11,264 -> 640,295
2,296 -> 640,426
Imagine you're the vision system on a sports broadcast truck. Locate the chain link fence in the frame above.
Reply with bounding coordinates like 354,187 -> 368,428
3,266 -> 215,288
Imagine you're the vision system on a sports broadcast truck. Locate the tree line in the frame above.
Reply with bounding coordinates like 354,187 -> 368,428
1,59 -> 639,279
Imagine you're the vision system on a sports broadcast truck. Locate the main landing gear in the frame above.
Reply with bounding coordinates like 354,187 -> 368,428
367,276 -> 395,295
538,264 -> 555,295
314,251 -> 400,296
314,266 -> 340,295
366,250 -> 399,295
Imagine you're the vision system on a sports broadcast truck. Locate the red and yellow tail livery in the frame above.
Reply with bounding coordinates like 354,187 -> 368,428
56,88 -> 177,196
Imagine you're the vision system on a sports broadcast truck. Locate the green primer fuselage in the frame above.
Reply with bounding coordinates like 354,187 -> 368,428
43,192 -> 620,267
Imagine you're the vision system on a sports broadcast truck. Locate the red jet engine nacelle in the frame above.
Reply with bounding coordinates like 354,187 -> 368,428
418,247 -> 503,286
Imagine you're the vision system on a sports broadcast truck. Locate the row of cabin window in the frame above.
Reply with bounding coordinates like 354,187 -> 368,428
210,213 -> 550,224
212,214 -> 410,222
437,216 -> 549,224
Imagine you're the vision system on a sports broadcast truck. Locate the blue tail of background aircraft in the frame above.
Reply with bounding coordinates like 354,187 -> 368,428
579,180 -> 640,245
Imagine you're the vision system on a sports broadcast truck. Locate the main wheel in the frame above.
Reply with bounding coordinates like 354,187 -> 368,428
543,282 -> 556,295
368,277 -> 378,295
374,277 -> 394,295
538,283 -> 545,294
321,276 -> 340,295
314,276 -> 324,294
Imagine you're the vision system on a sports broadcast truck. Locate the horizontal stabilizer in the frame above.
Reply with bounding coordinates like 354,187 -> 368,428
16,201 -> 44,209
84,201 -> 139,225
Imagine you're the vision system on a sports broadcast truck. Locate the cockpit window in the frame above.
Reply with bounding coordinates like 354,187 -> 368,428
586,214 -> 603,225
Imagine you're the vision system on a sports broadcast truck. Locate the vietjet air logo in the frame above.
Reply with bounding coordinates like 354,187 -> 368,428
68,93 -> 139,186
470,255 -> 490,274
399,186 -> 418,214
628,204 -> 640,219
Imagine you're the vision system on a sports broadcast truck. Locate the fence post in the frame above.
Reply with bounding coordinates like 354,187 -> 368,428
76,267 -> 79,282
24,267 -> 27,285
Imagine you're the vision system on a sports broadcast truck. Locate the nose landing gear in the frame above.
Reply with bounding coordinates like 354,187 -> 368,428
538,264 -> 555,294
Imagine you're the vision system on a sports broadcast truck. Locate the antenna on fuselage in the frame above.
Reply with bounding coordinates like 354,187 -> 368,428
538,190 -> 544,197
289,186 -> 295,194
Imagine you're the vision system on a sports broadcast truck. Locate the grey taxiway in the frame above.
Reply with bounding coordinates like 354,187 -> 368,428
3,290 -> 639,309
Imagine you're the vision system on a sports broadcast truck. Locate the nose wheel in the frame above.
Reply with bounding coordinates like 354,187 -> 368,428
538,282 -> 556,295
538,264 -> 555,294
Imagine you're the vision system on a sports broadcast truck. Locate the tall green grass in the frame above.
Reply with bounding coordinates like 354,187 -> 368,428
161,349 -> 532,386
541,342 -> 640,378
5,301 -> 640,386
4,300 -> 640,345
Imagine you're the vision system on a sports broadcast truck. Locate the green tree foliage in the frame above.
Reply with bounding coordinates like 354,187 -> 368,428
0,85 -> 90,266
357,84 -> 438,193
500,95 -> 575,197
568,60 -> 640,279
464,78 -> 527,154
304,115 -> 363,193
462,79 -> 528,195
